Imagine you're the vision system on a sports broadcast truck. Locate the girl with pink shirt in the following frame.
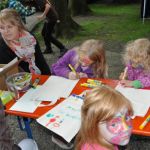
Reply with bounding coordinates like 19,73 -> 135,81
75,86 -> 133,150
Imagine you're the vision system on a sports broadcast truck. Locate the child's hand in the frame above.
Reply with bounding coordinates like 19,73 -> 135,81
68,72 -> 78,80
120,80 -> 132,87
79,72 -> 88,78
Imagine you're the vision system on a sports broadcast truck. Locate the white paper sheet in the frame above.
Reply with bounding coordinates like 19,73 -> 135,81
10,87 -> 41,113
115,85 -> 150,117
31,76 -> 79,102
36,95 -> 83,142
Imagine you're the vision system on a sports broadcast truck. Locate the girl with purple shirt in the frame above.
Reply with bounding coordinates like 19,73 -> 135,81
51,39 -> 108,79
75,86 -> 133,150
120,38 -> 150,88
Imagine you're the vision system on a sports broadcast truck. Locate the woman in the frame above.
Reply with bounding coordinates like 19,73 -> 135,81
0,8 -> 51,75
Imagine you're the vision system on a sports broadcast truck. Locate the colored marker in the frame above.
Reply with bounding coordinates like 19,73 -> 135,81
87,79 -> 102,86
68,64 -> 79,78
139,115 -> 150,130
81,83 -> 98,88
31,78 -> 40,88
68,64 -> 76,73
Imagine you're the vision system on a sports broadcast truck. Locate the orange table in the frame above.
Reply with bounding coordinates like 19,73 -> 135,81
5,75 -> 150,138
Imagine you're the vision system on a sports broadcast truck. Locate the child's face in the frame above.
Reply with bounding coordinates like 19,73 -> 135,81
99,108 -> 132,146
0,21 -> 19,41
79,55 -> 93,67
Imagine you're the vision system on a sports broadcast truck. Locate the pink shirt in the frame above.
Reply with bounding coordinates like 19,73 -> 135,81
81,143 -> 118,150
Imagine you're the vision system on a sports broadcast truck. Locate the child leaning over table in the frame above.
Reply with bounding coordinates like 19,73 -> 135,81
119,38 -> 150,88
51,39 -> 108,79
75,86 -> 134,150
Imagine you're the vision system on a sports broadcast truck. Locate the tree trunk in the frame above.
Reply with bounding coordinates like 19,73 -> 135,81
68,0 -> 91,16
51,0 -> 80,38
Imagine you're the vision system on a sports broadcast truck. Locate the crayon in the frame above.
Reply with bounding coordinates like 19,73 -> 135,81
139,115 -> 150,129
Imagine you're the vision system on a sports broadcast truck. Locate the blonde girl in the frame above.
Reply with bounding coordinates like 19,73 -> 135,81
120,38 -> 150,88
76,86 -> 133,150
51,39 -> 108,79
0,8 -> 51,75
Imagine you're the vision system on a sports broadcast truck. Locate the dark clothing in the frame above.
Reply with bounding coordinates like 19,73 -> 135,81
0,34 -> 51,75
40,2 -> 66,52
0,98 -> 21,150
141,0 -> 150,18
42,20 -> 65,51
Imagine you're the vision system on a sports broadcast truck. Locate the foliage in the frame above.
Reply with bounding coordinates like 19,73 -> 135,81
0,0 -> 8,11
34,3 -> 150,45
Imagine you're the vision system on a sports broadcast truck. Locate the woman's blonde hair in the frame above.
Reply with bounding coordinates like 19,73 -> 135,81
0,8 -> 26,31
78,39 -> 108,78
75,86 -> 133,150
123,38 -> 150,71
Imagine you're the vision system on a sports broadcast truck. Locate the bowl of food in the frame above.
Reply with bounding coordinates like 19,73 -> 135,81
6,72 -> 32,91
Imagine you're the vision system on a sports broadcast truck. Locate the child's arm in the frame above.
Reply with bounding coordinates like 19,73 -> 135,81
51,50 -> 77,78
37,3 -> 51,19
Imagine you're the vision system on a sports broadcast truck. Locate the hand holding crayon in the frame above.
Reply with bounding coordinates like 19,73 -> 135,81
68,64 -> 79,79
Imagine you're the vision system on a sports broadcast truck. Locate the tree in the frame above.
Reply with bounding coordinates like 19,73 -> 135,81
68,0 -> 91,16
52,0 -> 80,38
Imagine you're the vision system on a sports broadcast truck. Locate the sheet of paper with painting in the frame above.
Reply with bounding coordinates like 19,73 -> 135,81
31,76 -> 79,102
10,87 -> 41,113
36,95 -> 83,142
115,85 -> 150,117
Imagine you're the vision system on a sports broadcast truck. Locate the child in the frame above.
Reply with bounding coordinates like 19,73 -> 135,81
0,9 -> 51,75
51,39 -> 108,79
8,0 -> 36,23
37,0 -> 67,55
75,86 -> 133,150
119,38 -> 150,88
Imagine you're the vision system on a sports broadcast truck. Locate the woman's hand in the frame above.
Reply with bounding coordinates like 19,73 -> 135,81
68,71 -> 79,80
120,80 -> 133,87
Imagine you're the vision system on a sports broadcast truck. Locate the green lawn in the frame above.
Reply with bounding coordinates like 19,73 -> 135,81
34,3 -> 150,46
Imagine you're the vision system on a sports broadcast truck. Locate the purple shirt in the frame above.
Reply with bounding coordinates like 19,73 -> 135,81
127,63 -> 150,88
51,49 -> 93,78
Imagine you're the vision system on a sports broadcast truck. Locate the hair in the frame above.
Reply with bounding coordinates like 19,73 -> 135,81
78,39 -> 108,78
0,8 -> 26,32
75,86 -> 133,150
123,38 -> 150,71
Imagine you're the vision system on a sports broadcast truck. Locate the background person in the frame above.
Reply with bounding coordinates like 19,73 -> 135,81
37,0 -> 67,56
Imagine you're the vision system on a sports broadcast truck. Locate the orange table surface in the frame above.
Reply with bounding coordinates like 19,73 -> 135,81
5,75 -> 150,136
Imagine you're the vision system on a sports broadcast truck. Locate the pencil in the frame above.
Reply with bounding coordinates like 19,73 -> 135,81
122,67 -> 128,80
139,115 -> 150,130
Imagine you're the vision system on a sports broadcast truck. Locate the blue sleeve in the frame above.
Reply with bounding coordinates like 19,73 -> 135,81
51,50 -> 77,78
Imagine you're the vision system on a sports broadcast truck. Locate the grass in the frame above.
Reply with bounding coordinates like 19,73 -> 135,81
34,3 -> 150,46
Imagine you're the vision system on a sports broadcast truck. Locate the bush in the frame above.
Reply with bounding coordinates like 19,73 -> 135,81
0,0 -> 8,11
